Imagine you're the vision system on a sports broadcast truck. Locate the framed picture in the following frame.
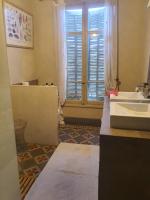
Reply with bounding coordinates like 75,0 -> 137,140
3,2 -> 33,48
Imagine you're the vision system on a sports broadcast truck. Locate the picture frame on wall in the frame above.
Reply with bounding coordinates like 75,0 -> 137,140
3,2 -> 33,49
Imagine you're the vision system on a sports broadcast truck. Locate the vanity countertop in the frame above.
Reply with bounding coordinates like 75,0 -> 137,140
100,96 -> 150,140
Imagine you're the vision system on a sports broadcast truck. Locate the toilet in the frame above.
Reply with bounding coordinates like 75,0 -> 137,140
14,119 -> 27,151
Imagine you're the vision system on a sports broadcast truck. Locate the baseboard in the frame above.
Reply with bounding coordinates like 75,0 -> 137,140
64,117 -> 101,127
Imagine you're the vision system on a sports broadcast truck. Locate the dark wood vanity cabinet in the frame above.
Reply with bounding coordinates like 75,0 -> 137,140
99,97 -> 150,200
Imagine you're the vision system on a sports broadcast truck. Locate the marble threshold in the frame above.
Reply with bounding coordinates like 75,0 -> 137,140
24,143 -> 99,200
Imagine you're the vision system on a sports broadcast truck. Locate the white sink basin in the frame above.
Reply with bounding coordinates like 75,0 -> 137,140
110,102 -> 150,131
110,92 -> 150,103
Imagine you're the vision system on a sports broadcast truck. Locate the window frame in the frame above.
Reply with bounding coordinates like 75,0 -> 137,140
65,3 -> 105,106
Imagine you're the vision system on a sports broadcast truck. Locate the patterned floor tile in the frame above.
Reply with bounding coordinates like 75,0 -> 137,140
82,133 -> 95,139
59,133 -> 71,141
18,152 -> 32,162
42,145 -> 56,154
19,159 -> 37,171
69,133 -> 81,138
24,166 -> 41,177
27,144 -> 41,151
61,138 -> 77,143
17,124 -> 100,198
20,175 -> 36,200
72,135 -> 88,143
29,148 -> 44,157
34,154 -> 49,165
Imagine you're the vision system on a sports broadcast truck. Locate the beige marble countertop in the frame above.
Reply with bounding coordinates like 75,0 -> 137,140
25,143 -> 99,200
100,97 -> 150,140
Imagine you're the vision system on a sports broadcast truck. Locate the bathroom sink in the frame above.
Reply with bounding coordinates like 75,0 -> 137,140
110,92 -> 150,103
110,102 -> 150,131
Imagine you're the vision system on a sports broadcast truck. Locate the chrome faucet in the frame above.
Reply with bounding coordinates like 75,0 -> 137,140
143,84 -> 150,98
136,83 -> 150,98
135,83 -> 145,93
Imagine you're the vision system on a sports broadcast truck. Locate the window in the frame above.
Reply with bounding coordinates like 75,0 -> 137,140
65,5 -> 105,104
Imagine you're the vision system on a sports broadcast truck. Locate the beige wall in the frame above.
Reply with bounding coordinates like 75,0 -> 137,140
143,0 -> 150,81
32,0 -> 146,91
118,0 -> 145,91
5,0 -> 148,118
6,0 -> 37,84
5,0 -> 147,90
32,0 -> 147,118
33,0 -> 58,85
0,1 -> 20,199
